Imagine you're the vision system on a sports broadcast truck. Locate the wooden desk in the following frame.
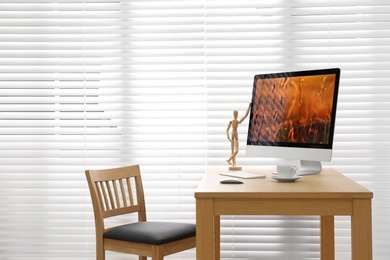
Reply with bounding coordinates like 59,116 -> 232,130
195,168 -> 373,260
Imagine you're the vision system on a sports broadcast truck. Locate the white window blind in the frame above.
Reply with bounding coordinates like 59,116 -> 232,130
0,1 -> 389,260
0,1 -> 204,259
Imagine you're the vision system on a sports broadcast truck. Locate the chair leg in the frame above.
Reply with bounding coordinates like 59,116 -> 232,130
152,246 -> 163,260
96,248 -> 105,260
95,235 -> 105,260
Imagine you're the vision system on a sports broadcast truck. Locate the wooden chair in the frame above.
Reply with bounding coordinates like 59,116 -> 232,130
85,165 -> 196,260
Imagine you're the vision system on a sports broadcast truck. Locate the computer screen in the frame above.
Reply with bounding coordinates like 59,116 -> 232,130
246,68 -> 340,175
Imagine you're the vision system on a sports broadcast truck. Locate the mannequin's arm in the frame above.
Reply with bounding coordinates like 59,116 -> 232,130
238,102 -> 252,123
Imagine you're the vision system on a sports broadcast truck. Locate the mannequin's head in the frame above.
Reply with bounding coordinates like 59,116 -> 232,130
233,110 -> 238,119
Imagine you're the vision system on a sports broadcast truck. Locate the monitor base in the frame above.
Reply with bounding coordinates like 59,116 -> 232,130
296,160 -> 322,176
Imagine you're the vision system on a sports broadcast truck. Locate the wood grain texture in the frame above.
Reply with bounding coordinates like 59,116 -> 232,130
195,167 -> 373,260
86,165 -> 196,260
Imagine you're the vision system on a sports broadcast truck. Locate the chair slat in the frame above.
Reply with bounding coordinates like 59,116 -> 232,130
95,182 -> 106,211
127,177 -> 135,206
119,179 -> 127,207
100,181 -> 111,210
112,180 -> 120,208
107,181 -> 116,209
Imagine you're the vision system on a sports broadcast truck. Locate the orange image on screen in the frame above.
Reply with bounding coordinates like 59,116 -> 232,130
249,74 -> 336,145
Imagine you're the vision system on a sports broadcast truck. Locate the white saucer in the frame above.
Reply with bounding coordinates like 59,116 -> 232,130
272,175 -> 301,183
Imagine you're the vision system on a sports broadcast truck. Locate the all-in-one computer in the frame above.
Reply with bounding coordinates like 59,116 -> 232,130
246,68 -> 340,175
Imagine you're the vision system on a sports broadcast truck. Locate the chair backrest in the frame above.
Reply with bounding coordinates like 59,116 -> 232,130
85,165 -> 147,231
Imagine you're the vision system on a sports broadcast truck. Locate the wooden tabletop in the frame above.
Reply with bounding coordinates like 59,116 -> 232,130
195,168 -> 373,199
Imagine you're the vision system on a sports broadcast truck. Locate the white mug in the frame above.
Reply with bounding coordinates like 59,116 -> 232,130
276,165 -> 296,177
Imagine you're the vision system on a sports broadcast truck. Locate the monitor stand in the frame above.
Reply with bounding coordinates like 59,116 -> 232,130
296,160 -> 322,176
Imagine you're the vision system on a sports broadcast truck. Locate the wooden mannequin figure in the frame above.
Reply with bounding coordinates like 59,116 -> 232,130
226,102 -> 252,170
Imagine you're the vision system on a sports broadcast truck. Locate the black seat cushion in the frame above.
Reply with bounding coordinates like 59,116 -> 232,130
103,221 -> 196,245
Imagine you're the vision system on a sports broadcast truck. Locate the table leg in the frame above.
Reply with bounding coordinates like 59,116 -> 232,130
196,198 -> 215,260
351,199 -> 372,260
320,215 -> 335,260
214,215 -> 220,260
